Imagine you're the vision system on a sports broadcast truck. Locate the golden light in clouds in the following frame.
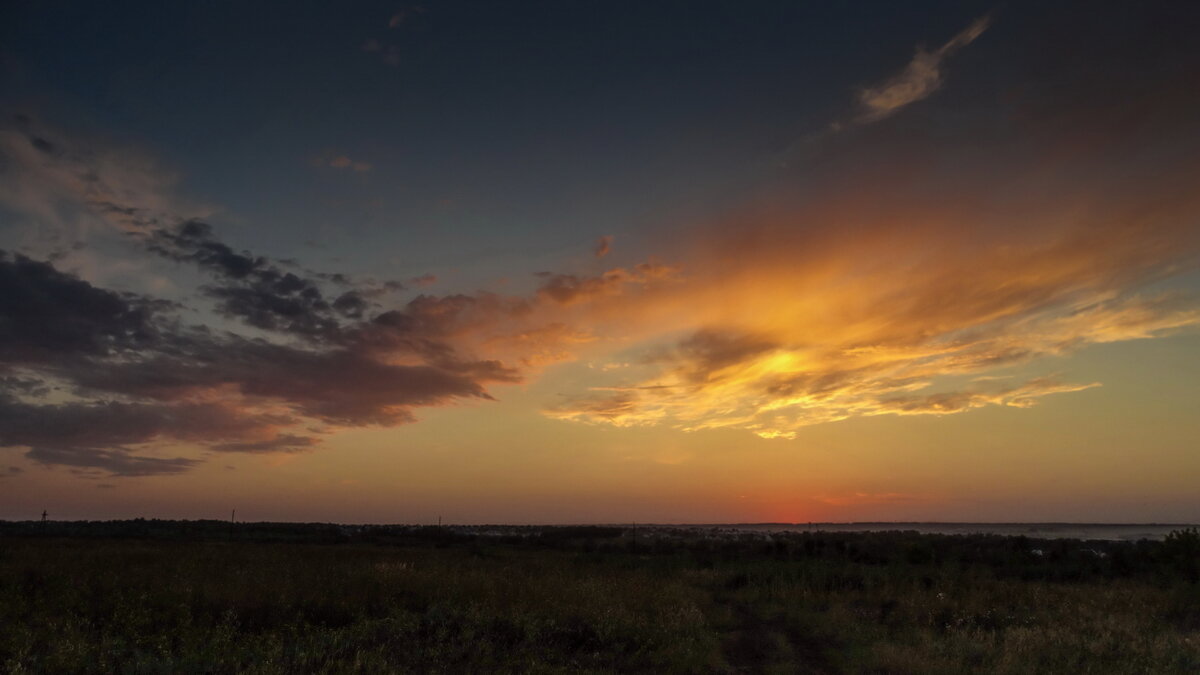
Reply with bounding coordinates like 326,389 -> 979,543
527,152 -> 1200,440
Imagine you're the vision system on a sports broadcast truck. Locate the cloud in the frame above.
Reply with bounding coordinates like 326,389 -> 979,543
594,235 -> 613,259
547,391 -> 648,426
361,39 -> 401,67
0,250 -> 162,363
484,322 -> 596,368
856,14 -> 991,123
0,115 -> 211,259
535,261 -> 678,306
143,220 -> 355,340
542,28 -> 1200,439
0,116 -> 611,476
389,6 -> 424,28
670,330 -> 778,384
876,378 -> 1101,414
209,434 -> 320,453
10,105 -> 1194,458
327,155 -> 371,172
0,152 -> 580,475
0,168 -> 552,475
0,247 -> 518,473
545,222 -> 1200,438
4,11 -> 1200,478
380,49 -> 401,67
812,491 -> 925,507
0,395 -> 289,476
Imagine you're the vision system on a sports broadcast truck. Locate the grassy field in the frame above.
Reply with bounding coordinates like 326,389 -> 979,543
1,522 -> 1198,673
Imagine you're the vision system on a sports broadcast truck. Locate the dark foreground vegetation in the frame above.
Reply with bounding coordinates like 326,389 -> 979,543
2,521 -> 1199,673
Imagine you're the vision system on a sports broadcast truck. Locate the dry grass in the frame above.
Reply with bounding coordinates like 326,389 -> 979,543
1,528 -> 1197,673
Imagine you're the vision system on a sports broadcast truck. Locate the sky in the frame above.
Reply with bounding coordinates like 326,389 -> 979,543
1,1 -> 1198,524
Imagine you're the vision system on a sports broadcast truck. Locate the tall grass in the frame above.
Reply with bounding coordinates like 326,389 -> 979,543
1,526 -> 1197,673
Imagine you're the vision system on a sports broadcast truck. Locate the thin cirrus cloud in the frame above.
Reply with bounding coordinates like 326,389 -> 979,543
780,15 -> 990,165
855,14 -> 991,124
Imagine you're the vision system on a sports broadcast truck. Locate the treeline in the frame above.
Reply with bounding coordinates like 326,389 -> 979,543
616,528 -> 1200,585
1,519 -> 1196,582
0,519 -> 625,545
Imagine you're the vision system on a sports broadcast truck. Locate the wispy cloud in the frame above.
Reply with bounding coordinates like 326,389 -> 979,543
364,7 -> 424,67
362,38 -> 402,67
389,6 -> 424,28
409,273 -> 437,288
324,155 -> 372,172
544,58 -> 1200,439
544,207 -> 1200,438
594,235 -> 613,259
779,14 -> 991,164
856,14 -> 991,123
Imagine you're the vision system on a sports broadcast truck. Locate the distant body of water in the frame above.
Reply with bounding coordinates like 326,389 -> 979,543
675,523 -> 1196,542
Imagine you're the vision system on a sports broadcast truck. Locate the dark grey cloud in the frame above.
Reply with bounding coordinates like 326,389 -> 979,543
210,434 -> 319,453
0,395 -> 260,476
54,335 -> 501,426
0,250 -> 160,364
145,221 -> 349,340
0,121 -> 633,476
30,136 -> 54,153
0,246 -> 529,475
0,375 -> 50,397
148,220 -> 262,278
204,342 -> 496,425
32,447 -> 195,477
0,369 -> 325,476
332,291 -> 369,318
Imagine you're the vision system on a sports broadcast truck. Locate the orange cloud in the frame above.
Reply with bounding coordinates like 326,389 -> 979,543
543,216 -> 1198,438
534,260 -> 679,306
541,118 -> 1200,437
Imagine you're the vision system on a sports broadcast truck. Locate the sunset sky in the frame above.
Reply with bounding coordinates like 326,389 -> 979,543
1,1 -> 1198,524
